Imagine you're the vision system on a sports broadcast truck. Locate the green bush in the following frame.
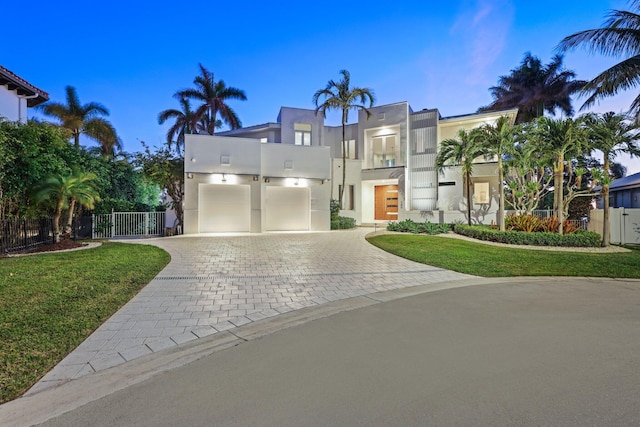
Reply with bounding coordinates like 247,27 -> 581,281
331,216 -> 356,230
330,199 -> 340,221
387,219 -> 452,235
454,224 -> 601,247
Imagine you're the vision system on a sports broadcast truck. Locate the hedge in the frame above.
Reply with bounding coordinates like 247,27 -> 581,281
453,224 -> 601,247
387,219 -> 452,235
331,216 -> 356,230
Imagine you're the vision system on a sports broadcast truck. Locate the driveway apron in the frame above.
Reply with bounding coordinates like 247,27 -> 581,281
30,228 -> 473,393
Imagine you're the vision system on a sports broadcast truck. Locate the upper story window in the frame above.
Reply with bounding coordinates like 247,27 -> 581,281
371,134 -> 398,168
294,123 -> 311,146
342,140 -> 356,159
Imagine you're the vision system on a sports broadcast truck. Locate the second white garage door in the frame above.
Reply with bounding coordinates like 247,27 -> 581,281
266,187 -> 310,231
199,184 -> 251,233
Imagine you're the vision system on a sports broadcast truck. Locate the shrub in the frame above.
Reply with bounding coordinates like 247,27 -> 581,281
331,216 -> 356,230
330,199 -> 340,221
387,219 -> 451,235
454,224 -> 601,247
505,213 -> 541,232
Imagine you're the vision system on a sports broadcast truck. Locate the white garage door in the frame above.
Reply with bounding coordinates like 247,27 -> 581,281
266,187 -> 310,231
199,184 -> 251,232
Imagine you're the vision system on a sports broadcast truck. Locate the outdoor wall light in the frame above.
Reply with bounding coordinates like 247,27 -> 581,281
187,173 -> 194,179
190,158 -> 196,163
294,178 -> 299,186
253,175 -> 259,181
264,177 -> 270,183
221,173 -> 227,183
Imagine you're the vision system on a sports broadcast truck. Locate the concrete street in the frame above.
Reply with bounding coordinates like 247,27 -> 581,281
2,276 -> 638,426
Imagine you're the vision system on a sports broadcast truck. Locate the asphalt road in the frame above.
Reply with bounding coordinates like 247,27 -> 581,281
35,278 -> 640,426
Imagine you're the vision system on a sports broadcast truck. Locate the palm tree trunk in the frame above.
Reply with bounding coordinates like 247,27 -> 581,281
339,109 -> 347,210
66,198 -> 77,237
74,131 -> 80,150
466,170 -> 472,226
498,157 -> 505,231
54,200 -> 64,243
555,154 -> 564,234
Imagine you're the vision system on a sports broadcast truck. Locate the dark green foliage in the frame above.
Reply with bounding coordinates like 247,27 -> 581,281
330,199 -> 340,221
331,216 -> 356,230
454,224 -> 601,247
387,219 -> 452,235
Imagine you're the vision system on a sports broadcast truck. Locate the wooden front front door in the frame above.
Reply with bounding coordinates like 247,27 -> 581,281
374,185 -> 399,220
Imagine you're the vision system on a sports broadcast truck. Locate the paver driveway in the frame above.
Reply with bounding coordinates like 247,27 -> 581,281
31,228 -> 473,393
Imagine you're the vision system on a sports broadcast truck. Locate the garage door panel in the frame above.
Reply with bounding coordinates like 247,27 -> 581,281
199,184 -> 251,232
266,187 -> 310,231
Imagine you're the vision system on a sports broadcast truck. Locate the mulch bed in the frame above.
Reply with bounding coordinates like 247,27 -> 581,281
26,239 -> 86,254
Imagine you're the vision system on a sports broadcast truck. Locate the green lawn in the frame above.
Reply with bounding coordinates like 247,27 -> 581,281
0,242 -> 170,403
367,234 -> 640,278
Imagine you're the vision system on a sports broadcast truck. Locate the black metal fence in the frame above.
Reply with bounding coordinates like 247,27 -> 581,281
1,217 -> 55,254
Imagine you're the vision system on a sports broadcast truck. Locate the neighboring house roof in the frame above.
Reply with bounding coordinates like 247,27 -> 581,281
218,122 -> 281,136
0,65 -> 49,107
610,171 -> 640,191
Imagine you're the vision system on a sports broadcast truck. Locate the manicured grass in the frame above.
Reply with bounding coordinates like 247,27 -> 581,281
367,234 -> 640,278
0,242 -> 170,403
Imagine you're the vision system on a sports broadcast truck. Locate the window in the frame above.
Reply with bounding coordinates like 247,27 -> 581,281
338,185 -> 355,210
474,182 -> 490,204
342,139 -> 356,159
294,123 -> 311,146
371,135 -> 397,168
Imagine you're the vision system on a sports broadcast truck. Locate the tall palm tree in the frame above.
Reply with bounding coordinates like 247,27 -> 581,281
177,64 -> 246,134
559,2 -> 640,116
39,86 -> 120,152
480,53 -> 588,124
531,117 -> 588,233
158,96 -> 197,153
584,112 -> 640,246
476,116 -> 518,230
313,70 -> 375,209
33,170 -> 101,242
436,129 -> 487,226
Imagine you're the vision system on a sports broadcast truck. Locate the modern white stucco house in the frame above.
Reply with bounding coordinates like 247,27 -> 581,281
183,102 -> 517,234
0,65 -> 49,122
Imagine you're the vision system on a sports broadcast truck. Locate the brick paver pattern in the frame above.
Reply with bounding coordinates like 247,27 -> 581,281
34,229 -> 472,391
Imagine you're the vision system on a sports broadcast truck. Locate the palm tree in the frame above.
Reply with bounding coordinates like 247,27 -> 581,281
177,64 -> 246,134
39,86 -> 120,152
480,53 -> 588,124
33,170 -> 101,242
584,112 -> 640,246
559,2 -> 640,116
313,70 -> 375,209
531,117 -> 589,233
158,96 -> 198,153
436,129 -> 487,226
476,116 -> 518,230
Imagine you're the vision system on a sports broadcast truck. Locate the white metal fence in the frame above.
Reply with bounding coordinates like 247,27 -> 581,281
92,211 -> 166,239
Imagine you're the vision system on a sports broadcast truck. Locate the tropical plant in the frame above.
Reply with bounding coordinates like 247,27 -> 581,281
480,53 -> 588,124
134,144 -> 184,230
584,112 -> 640,246
158,96 -> 197,153
529,117 -> 589,233
436,129 -> 487,225
38,86 -> 121,154
503,132 -> 554,214
313,70 -> 375,208
32,170 -> 101,242
559,2 -> 640,116
176,64 -> 246,135
476,115 -> 518,230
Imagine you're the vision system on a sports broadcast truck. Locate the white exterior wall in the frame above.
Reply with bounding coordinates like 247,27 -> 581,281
184,134 -> 330,233
0,85 -> 27,122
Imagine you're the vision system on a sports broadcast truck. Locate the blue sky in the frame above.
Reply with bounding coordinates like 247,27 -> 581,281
3,0 -> 639,173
